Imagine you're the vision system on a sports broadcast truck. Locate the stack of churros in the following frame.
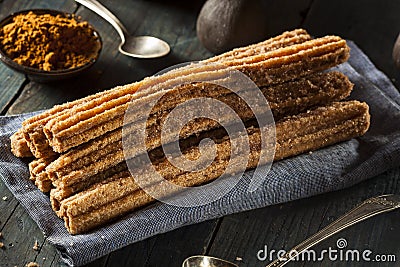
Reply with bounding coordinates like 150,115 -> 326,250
10,29 -> 370,234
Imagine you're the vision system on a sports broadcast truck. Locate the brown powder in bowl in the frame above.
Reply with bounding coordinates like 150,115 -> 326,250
0,11 -> 101,71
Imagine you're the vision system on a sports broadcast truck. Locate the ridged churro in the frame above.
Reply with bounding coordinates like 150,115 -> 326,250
10,129 -> 33,158
29,156 -> 57,192
43,36 -> 349,154
45,71 -> 352,207
8,29 -> 371,236
59,100 -> 370,234
13,29 -> 312,158
207,28 -> 312,62
50,162 -> 128,212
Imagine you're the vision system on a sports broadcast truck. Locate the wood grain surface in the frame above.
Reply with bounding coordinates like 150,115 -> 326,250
0,0 -> 399,266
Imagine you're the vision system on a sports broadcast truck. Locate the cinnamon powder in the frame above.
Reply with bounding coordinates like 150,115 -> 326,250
0,11 -> 100,71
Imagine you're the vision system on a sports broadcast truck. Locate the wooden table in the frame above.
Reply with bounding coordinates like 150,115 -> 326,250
1,0 -> 399,266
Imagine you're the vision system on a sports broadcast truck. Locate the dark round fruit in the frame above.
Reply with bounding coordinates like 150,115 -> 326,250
196,0 -> 268,54
393,33 -> 400,69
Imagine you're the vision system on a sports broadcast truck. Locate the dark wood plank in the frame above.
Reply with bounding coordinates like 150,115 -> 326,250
97,220 -> 219,267
79,2 -> 220,266
2,1 -> 218,267
0,1 -> 81,267
0,68 -> 25,114
2,1 -> 399,267
0,0 -> 78,114
75,0 -> 211,85
6,0 -> 210,114
303,0 -> 400,89
203,2 -> 400,265
0,204 -> 55,267
0,0 -> 76,11
206,169 -> 400,266
262,0 -> 313,37
0,183 -> 19,231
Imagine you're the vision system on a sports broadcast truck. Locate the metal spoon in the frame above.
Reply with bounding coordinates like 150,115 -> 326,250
75,0 -> 170,58
182,194 -> 400,267
266,194 -> 400,267
182,255 -> 238,267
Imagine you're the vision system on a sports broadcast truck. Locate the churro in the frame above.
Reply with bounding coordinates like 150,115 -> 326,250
10,129 -> 33,158
50,161 -> 128,212
59,100 -> 370,234
14,29 -> 312,158
8,29 -> 371,236
12,34 -> 348,157
43,35 -> 349,153
207,28 -> 312,61
45,71 -> 352,203
29,156 -> 57,192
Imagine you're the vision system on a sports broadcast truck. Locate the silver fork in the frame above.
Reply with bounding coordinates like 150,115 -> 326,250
266,194 -> 400,267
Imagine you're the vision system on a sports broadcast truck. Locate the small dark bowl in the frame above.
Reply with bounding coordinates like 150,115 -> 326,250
0,9 -> 102,83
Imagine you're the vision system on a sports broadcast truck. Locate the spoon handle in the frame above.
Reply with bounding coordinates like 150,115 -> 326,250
75,0 -> 128,41
266,194 -> 400,267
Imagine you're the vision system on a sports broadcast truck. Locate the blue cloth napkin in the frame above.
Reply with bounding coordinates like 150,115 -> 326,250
1,41 -> 399,266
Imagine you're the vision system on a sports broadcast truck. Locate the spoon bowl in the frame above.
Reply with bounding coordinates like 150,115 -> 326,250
76,0 -> 170,59
119,35 -> 170,58
182,255 -> 238,267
